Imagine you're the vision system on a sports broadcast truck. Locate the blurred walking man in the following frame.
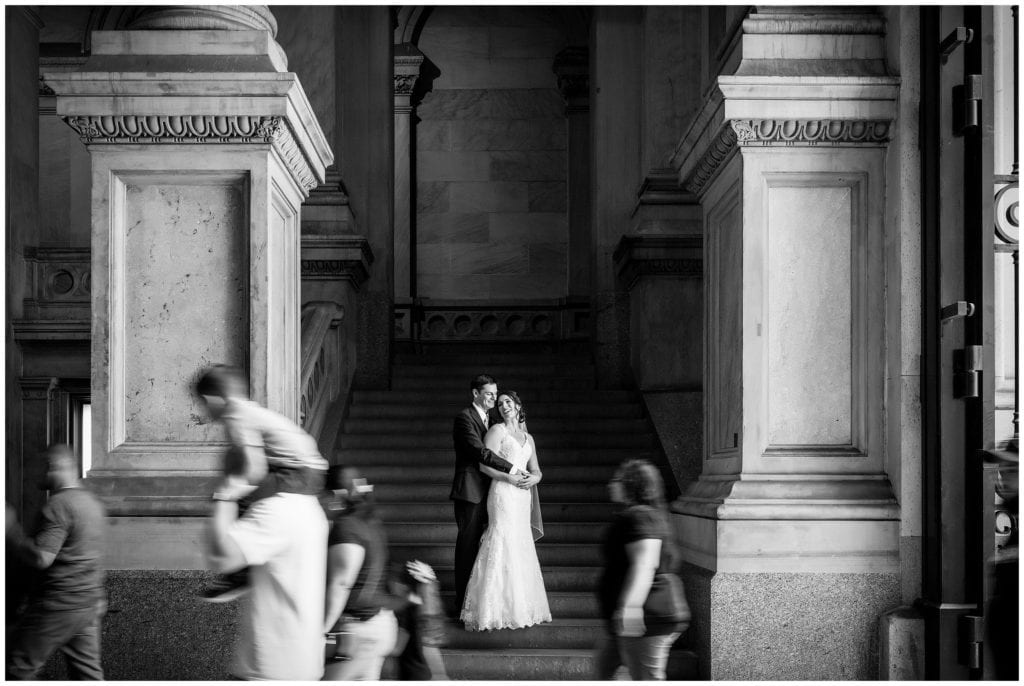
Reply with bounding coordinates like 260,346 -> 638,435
6,444 -> 107,680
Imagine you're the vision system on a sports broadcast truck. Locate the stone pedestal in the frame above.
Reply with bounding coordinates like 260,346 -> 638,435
669,7 -> 901,679
45,24 -> 332,480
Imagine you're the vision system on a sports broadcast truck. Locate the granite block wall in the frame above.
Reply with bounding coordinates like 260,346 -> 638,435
39,571 -> 239,681
415,7 -> 569,300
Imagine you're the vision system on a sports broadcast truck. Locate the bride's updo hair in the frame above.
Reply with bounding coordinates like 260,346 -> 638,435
499,390 -> 526,426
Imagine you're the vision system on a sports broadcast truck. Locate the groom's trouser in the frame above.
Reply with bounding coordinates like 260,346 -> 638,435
453,498 -> 488,610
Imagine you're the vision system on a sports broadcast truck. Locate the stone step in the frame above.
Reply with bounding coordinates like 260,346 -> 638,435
352,389 -> 640,403
101,498 -> 619,523
391,363 -> 594,378
376,501 -> 617,523
391,376 -> 596,391
385,521 -> 606,544
348,402 -> 644,419
390,543 -> 601,567
360,464 -> 616,485
338,448 -> 653,467
338,432 -> 656,449
342,417 -> 651,435
440,649 -> 593,680
429,566 -> 600,593
373,481 -> 610,502
444,618 -> 605,649
440,590 -> 601,618
437,647 -> 699,681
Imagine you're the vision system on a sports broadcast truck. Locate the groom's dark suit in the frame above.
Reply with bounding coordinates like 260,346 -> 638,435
451,406 -> 514,610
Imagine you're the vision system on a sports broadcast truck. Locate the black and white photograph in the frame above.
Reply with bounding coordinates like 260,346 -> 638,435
4,2 -> 1019,681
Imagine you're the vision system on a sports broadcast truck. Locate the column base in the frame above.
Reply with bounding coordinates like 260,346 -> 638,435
680,561 -> 900,680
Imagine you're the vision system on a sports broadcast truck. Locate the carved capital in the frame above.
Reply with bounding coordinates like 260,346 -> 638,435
394,74 -> 419,96
730,119 -> 892,146
61,114 -> 318,193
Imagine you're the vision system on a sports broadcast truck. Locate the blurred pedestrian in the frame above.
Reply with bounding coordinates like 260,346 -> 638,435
6,444 -> 107,680
393,559 -> 449,680
323,465 -> 399,680
593,458 -> 689,680
193,364 -> 327,602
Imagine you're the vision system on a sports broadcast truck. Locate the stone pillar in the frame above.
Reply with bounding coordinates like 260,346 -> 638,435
336,6 -> 393,389
45,8 -> 333,480
670,7 -> 901,679
553,47 -> 591,300
393,43 -> 424,337
591,8 -> 642,388
6,7 -> 42,516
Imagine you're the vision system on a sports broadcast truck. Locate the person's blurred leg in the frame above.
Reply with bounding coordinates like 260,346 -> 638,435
323,610 -> 398,681
6,605 -> 93,680
61,607 -> 104,680
618,632 -> 681,681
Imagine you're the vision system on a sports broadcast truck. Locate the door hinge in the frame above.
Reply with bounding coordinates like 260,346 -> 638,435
954,74 -> 983,136
957,614 -> 984,669
953,345 -> 984,399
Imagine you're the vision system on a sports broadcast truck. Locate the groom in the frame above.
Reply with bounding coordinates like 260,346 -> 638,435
450,374 -> 530,612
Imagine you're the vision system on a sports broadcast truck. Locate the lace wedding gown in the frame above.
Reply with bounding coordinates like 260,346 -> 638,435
460,427 -> 552,631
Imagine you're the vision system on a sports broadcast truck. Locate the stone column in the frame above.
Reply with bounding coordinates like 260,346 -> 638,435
6,7 -> 42,517
553,47 -> 591,300
670,7 -> 901,679
393,44 -> 424,337
45,7 -> 333,482
591,8 -> 642,387
336,6 -> 393,389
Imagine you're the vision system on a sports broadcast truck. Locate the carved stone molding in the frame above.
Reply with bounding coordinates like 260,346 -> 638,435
683,123 -> 738,195
61,114 -> 319,193
301,260 -> 369,284
731,119 -> 891,146
62,114 -> 282,144
614,235 -> 704,290
19,377 -> 57,402
301,236 -> 374,290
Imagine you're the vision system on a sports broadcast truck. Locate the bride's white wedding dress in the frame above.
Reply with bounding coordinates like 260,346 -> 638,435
460,425 -> 551,631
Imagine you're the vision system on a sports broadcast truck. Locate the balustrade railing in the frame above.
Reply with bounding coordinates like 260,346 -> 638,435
394,298 -> 590,342
299,301 -> 344,441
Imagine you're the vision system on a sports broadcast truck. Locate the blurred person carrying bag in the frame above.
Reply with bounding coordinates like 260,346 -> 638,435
642,571 -> 690,635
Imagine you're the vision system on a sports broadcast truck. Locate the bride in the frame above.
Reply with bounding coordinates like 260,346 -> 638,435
460,391 -> 552,631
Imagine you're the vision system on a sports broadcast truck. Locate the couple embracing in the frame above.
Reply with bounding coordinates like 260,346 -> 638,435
450,374 -> 552,632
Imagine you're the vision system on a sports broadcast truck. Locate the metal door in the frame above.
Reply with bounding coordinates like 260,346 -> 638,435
921,5 -> 1018,679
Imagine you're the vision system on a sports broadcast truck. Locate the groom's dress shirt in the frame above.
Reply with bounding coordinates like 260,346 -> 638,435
474,404 -> 488,429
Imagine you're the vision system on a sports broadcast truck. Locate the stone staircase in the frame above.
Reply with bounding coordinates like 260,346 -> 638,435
338,343 -> 698,680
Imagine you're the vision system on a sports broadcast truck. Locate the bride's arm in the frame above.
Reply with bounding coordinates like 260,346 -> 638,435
522,435 -> 542,487
481,426 -> 519,483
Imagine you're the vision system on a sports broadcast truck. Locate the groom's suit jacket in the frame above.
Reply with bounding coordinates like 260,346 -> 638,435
450,406 -> 514,504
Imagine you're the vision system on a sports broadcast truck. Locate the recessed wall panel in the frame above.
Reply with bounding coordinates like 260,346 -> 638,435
766,184 -> 852,446
122,177 -> 247,444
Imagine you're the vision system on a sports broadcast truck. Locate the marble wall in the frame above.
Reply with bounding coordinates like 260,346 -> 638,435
415,7 -> 569,300
121,180 -> 247,444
